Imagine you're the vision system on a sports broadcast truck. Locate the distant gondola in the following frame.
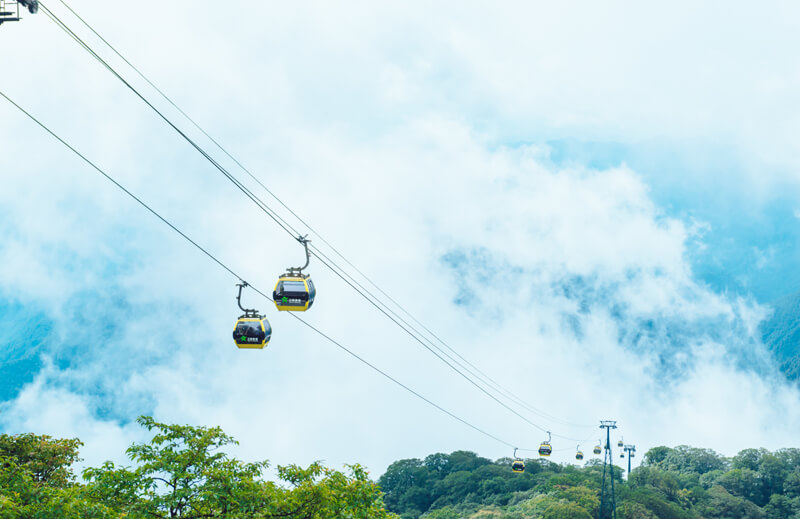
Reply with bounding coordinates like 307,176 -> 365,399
538,432 -> 552,457
511,448 -> 525,472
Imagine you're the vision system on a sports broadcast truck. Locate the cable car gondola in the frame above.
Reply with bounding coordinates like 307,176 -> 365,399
233,282 -> 271,349
538,432 -> 552,457
618,438 -> 624,448
511,448 -> 525,473
273,235 -> 316,312
576,445 -> 584,461
593,441 -> 602,455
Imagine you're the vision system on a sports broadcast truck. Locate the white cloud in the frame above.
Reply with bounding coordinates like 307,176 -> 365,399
1,360 -> 145,473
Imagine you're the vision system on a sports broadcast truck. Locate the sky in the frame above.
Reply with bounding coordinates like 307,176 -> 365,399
1,0 -> 800,480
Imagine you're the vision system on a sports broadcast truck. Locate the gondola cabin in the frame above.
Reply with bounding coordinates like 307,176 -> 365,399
618,440 -> 624,447
576,451 -> 584,460
538,442 -> 552,457
233,317 -> 271,349
273,275 -> 315,311
593,445 -> 602,455
511,459 -> 525,473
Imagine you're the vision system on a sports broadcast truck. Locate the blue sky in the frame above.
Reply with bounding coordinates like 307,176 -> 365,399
545,138 -> 800,302
2,0 -> 800,477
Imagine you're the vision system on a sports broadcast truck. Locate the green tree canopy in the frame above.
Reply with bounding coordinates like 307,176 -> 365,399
1,416 -> 396,518
83,416 -> 395,518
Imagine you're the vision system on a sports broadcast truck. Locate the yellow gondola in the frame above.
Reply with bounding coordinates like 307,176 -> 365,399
273,275 -> 316,311
233,317 -> 270,349
618,438 -> 624,448
576,445 -> 584,461
538,432 -> 552,457
273,235 -> 316,312
593,441 -> 602,455
233,283 -> 271,349
511,448 -> 525,472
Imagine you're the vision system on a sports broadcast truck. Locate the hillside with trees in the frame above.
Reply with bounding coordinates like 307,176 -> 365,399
762,290 -> 800,382
3,417 -> 800,518
379,446 -> 800,518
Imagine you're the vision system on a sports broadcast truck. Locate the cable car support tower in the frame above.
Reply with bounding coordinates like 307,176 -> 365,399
622,444 -> 636,478
0,0 -> 37,25
599,420 -> 618,519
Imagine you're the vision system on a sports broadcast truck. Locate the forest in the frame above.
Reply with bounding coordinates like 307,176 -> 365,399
2,416 -> 799,518
379,446 -> 800,518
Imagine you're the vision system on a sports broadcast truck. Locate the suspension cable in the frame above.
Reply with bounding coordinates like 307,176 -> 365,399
48,0 -> 595,430
0,88 -> 529,451
34,1 -> 594,439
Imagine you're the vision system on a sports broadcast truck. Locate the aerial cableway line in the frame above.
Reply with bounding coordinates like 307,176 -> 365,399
29,0 -> 596,441
0,87 -> 543,454
50,0 -> 591,427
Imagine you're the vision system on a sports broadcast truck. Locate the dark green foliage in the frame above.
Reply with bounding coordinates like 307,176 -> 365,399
382,445 -> 800,518
784,469 -> 800,498
644,445 -> 728,475
763,494 -> 794,519
625,487 -> 691,519
542,502 -> 593,518
702,485 -> 764,519
4,423 -> 800,519
618,501 -> 658,519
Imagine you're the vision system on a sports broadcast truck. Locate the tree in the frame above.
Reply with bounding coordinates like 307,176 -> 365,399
732,449 -> 768,472
629,466 -> 677,500
758,453 -> 789,500
660,446 -> 728,475
542,502 -> 593,519
702,485 -> 764,519
784,469 -> 800,498
717,468 -> 765,506
379,458 -> 431,512
643,447 -> 672,467
0,433 -> 82,488
558,485 -> 600,516
764,494 -> 794,519
618,502 -> 658,519
0,433 -> 116,518
84,416 -> 395,518
776,449 -> 800,471
421,508 -> 459,519
445,451 -> 491,473
83,416 -> 270,517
